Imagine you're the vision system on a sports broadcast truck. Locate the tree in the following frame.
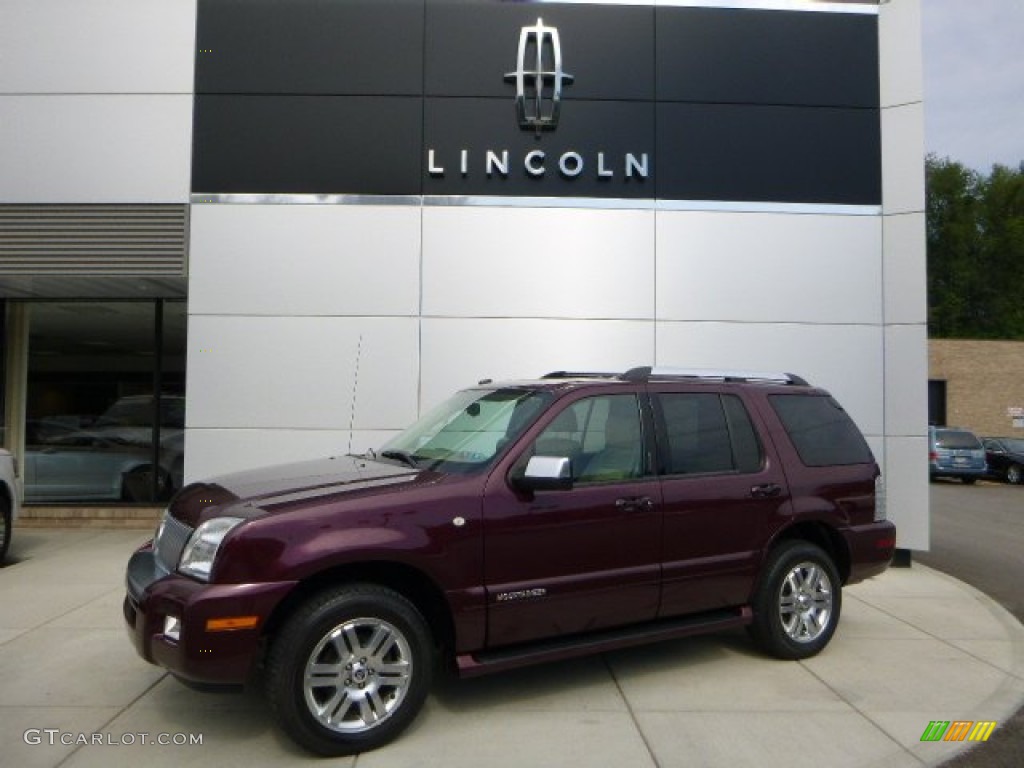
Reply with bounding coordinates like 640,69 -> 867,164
927,156 -> 1024,339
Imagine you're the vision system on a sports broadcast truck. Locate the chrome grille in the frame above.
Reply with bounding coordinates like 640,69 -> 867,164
154,512 -> 193,573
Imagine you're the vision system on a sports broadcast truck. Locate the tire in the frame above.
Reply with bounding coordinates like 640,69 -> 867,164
962,477 -> 978,485
750,541 -> 841,660
1007,464 -> 1022,485
265,584 -> 433,756
0,495 -> 11,565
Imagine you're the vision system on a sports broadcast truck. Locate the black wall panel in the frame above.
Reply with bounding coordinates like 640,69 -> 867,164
655,7 -> 879,108
192,0 -> 882,205
196,0 -> 425,95
192,96 -> 423,194
656,104 -> 881,205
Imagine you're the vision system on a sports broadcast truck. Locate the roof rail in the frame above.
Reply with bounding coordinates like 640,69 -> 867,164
541,371 -> 621,380
621,367 -> 809,386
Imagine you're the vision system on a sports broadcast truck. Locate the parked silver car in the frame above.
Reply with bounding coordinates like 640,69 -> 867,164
24,431 -> 172,503
1,448 -> 19,563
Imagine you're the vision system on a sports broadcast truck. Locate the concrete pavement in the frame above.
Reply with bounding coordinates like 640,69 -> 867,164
2,528 -> 1023,768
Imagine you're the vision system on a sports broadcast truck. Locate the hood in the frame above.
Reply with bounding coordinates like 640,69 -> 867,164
170,455 -> 422,527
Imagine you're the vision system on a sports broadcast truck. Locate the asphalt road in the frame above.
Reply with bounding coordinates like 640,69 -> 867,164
916,480 -> 1024,768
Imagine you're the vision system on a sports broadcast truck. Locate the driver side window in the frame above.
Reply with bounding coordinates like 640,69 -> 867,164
525,394 -> 644,484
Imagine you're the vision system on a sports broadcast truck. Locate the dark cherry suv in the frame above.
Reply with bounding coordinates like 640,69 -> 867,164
124,367 -> 895,755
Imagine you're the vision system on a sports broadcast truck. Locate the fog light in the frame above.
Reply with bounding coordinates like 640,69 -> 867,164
164,615 -> 181,642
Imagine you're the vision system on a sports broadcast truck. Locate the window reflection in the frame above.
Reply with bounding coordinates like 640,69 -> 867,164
24,301 -> 185,503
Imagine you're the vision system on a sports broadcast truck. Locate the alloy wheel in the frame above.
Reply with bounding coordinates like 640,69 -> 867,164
303,617 -> 414,733
777,561 -> 833,643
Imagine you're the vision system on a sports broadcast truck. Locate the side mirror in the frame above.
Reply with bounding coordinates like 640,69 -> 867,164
515,456 -> 573,492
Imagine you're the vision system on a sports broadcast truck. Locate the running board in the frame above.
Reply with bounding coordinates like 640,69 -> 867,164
456,606 -> 752,678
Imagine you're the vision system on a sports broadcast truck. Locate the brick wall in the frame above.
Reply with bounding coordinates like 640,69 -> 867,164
929,339 -> 1024,436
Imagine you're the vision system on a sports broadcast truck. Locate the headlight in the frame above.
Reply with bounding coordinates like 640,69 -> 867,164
178,517 -> 244,581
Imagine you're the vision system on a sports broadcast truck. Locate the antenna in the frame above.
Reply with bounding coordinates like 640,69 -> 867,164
346,334 -> 363,455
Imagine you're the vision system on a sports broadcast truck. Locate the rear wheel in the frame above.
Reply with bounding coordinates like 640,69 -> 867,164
750,541 -> 841,660
1007,464 -> 1022,485
265,584 -> 432,756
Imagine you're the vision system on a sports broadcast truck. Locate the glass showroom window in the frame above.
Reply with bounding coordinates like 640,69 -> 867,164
23,301 -> 185,504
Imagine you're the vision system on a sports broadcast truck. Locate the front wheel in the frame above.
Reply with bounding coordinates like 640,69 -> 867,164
750,541 -> 841,660
1007,464 -> 1022,485
265,584 -> 433,756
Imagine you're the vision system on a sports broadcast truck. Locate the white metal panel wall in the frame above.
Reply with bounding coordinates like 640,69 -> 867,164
187,202 -> 890,485
422,207 -> 655,321
185,314 -> 419,477
421,317 -> 656,411
188,205 -> 421,317
0,0 -> 196,93
879,0 -> 928,550
656,212 -> 882,324
0,0 -> 195,203
185,203 -> 423,480
0,95 -> 192,204
878,0 -> 924,112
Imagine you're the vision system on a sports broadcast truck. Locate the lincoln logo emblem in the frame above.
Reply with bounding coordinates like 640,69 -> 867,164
505,18 -> 574,133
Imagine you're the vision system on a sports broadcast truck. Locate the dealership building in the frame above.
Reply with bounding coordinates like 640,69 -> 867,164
0,0 -> 928,549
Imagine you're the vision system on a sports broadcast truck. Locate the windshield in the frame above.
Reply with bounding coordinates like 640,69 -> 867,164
999,438 -> 1024,453
379,387 -> 552,472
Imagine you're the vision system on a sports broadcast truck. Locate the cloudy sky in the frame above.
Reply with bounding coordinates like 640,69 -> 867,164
922,0 -> 1024,171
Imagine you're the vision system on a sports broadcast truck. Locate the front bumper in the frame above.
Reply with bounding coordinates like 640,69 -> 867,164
124,545 -> 296,685
844,520 -> 897,584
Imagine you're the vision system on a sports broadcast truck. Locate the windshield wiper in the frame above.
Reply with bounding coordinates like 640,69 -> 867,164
379,449 -> 420,468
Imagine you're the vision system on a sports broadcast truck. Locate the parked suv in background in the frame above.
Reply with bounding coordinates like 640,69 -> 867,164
1,448 -> 20,564
125,367 -> 896,756
929,426 -> 988,484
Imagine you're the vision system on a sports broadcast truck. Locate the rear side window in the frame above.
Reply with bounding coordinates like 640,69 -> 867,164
658,393 -> 763,475
770,394 -> 873,467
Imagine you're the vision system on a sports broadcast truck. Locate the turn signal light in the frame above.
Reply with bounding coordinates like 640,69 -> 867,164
205,616 -> 259,632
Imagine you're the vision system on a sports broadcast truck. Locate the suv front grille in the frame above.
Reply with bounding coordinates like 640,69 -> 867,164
154,513 -> 193,573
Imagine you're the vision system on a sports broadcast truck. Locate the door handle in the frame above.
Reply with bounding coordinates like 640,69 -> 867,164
616,496 -> 655,512
750,483 -> 782,498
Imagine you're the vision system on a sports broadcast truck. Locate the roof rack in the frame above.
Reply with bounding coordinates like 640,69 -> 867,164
541,371 -> 621,380
621,367 -> 809,386
541,368 -> 809,386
